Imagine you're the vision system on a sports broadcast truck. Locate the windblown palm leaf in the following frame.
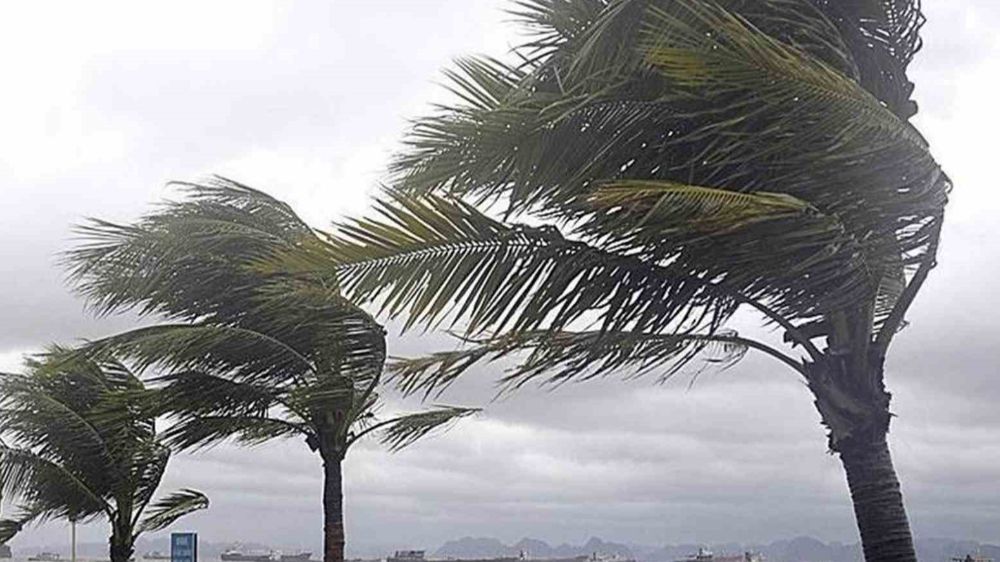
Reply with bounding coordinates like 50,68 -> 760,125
322,193 -> 739,335
0,350 -> 207,561
391,328 -> 759,400
137,489 -> 211,533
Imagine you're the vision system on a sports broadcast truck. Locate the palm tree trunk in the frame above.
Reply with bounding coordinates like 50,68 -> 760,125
322,457 -> 345,562
109,528 -> 134,562
839,437 -> 916,562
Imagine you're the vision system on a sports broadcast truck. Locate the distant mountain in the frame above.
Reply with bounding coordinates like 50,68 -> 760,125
434,537 -> 634,560
432,536 -> 1000,562
435,538 -> 516,559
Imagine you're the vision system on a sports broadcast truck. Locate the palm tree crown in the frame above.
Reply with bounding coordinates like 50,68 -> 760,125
277,2 -> 947,561
0,349 -> 208,562
65,178 -> 478,562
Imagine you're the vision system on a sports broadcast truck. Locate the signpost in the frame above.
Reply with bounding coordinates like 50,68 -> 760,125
171,533 -> 198,562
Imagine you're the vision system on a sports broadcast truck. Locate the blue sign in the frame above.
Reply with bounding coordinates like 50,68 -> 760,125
171,533 -> 198,562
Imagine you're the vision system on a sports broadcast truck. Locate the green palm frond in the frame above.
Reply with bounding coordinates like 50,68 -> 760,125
390,329 -> 755,399
147,371 -> 316,450
131,444 -> 171,513
84,324 -> 317,386
323,193 -> 739,334
811,0 -> 924,117
584,180 -> 890,315
586,181 -> 821,244
65,176 -> 336,322
369,407 -> 481,453
393,0 -> 866,205
162,416 -> 311,451
638,2 -> 925,154
151,371 -> 290,418
0,444 -> 108,520
136,489 -> 209,534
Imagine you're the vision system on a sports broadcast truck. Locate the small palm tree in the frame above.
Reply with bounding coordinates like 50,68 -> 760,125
66,179 -> 478,562
277,2 -> 948,560
0,349 -> 208,562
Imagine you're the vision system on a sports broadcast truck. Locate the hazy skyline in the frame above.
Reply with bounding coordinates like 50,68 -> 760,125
0,1 -> 998,555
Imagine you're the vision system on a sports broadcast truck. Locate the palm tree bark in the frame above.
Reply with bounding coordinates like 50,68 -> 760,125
109,527 -> 134,562
839,437 -> 917,562
322,457 -> 346,562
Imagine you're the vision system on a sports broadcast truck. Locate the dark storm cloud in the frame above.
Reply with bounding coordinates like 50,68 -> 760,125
1,0 -> 998,554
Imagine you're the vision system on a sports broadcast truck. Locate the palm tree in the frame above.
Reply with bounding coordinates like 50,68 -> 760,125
0,349 -> 208,562
65,179 -> 478,562
272,2 -> 948,560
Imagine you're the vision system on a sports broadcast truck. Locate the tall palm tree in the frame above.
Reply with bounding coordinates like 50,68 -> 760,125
0,349 -> 208,562
274,1 -> 947,560
65,179 -> 478,562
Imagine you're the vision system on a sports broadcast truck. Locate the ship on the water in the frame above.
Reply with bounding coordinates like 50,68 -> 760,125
27,553 -> 61,562
143,551 -> 171,560
221,549 -> 312,562
674,549 -> 761,562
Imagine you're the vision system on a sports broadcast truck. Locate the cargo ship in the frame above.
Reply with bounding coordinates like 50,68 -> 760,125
221,549 -> 275,562
221,549 -> 311,562
28,554 -> 61,562
143,552 -> 171,560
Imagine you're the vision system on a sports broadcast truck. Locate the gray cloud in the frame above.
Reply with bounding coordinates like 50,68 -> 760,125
1,0 -> 998,555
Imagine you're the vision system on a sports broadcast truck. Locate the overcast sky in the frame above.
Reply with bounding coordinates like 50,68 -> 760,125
1,0 -> 998,556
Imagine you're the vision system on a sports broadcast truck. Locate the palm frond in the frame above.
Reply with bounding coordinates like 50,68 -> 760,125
0,502 -> 51,543
65,176 -> 336,322
371,407 -> 481,452
390,329 -> 751,398
136,489 -> 208,533
638,2 -> 925,153
323,193 -> 739,334
83,323 -> 318,386
0,445 -> 108,520
810,0 -> 925,117
161,416 -> 310,451
130,443 -> 171,514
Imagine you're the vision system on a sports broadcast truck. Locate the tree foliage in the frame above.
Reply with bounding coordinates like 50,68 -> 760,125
66,178 -> 478,460
0,349 -> 207,545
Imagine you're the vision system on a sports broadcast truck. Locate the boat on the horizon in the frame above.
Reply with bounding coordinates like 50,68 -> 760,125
280,553 -> 312,561
143,551 -> 171,560
28,553 -> 61,562
221,549 -> 275,562
674,549 -> 761,562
